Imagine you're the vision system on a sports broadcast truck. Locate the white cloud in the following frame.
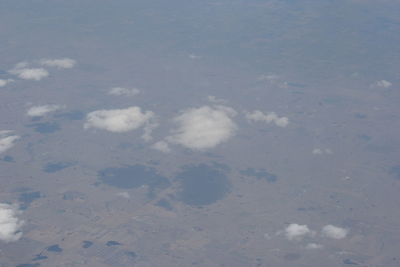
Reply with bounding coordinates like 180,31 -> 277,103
246,110 -> 289,127
0,131 -> 20,154
84,107 -> 156,137
9,63 -> 49,81
306,243 -> 323,249
0,79 -> 13,87
116,192 -> 130,199
40,58 -> 76,69
207,95 -> 227,104
375,80 -> 392,88
166,105 -> 237,150
0,203 -> 24,243
189,54 -> 202,59
285,224 -> 314,241
108,87 -> 140,97
152,140 -> 171,153
312,148 -> 333,155
26,104 -> 64,117
321,225 -> 348,239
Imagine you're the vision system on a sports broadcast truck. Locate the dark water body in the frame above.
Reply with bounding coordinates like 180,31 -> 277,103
32,254 -> 47,261
18,191 -> 41,209
343,259 -> 358,265
47,244 -> 62,253
98,165 -> 170,198
390,166 -> 400,180
16,264 -> 40,267
27,122 -> 60,134
283,253 -> 301,261
82,240 -> 93,248
155,198 -> 173,211
240,168 -> 278,183
106,241 -> 122,247
125,251 -> 137,258
2,155 -> 14,162
43,162 -> 73,173
54,110 -> 85,121
175,164 -> 231,206
357,134 -> 371,141
63,191 -> 85,201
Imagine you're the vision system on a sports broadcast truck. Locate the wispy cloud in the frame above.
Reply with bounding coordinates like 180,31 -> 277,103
0,131 -> 20,154
9,63 -> 49,81
152,140 -> 171,153
108,87 -> 140,97
312,148 -> 333,155
40,58 -> 76,69
27,104 -> 64,117
245,110 -> 289,127
0,79 -> 13,87
0,203 -> 24,243
166,105 -> 237,150
374,80 -> 392,88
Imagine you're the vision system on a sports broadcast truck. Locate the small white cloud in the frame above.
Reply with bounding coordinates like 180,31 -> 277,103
152,140 -> 171,153
0,203 -> 24,243
285,223 -> 314,241
142,122 -> 158,142
40,58 -> 76,69
246,110 -> 289,127
116,192 -> 130,199
258,74 -> 280,82
9,63 -> 49,81
321,225 -> 348,239
306,243 -> 323,249
0,79 -> 13,87
207,95 -> 227,104
375,80 -> 392,88
189,54 -> 202,59
312,148 -> 332,155
166,105 -> 237,151
84,107 -> 155,135
26,104 -> 64,117
108,87 -> 140,97
0,131 -> 20,154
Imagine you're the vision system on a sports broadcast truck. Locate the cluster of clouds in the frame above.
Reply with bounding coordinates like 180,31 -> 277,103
0,203 -> 24,243
108,87 -> 140,97
0,130 -> 19,154
83,101 -> 289,152
282,223 -> 349,249
246,110 -> 289,127
26,104 -> 64,117
7,58 -> 76,82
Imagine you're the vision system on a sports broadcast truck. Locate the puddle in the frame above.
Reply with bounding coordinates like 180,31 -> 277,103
82,241 -> 93,248
106,241 -> 122,247
47,244 -> 62,253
